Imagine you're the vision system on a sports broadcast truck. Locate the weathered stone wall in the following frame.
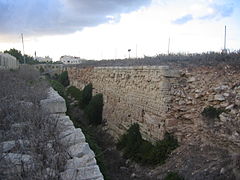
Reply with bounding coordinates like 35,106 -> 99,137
68,65 -> 240,153
41,88 -> 104,180
68,66 -> 180,142
0,53 -> 19,70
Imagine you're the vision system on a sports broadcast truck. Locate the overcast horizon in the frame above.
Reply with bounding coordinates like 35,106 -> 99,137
0,0 -> 239,61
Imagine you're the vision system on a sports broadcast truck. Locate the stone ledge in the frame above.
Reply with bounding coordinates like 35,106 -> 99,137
40,88 -> 67,114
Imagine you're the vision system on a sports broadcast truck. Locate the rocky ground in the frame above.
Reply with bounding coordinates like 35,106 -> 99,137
69,102 -> 240,180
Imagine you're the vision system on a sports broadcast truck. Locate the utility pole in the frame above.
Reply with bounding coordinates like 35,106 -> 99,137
224,25 -> 227,52
21,33 -> 25,64
128,49 -> 131,59
167,37 -> 170,55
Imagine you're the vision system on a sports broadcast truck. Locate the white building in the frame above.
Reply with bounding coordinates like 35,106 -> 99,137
0,53 -> 19,69
60,55 -> 85,64
36,56 -> 52,63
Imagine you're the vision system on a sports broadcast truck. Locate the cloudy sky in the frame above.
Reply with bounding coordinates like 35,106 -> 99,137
0,0 -> 239,60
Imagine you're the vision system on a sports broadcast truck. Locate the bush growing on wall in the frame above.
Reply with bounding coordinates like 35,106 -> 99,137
201,106 -> 226,119
117,123 -> 179,165
58,71 -> 69,87
84,93 -> 103,125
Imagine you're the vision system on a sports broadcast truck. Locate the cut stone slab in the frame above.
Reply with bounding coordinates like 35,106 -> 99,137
60,128 -> 86,147
65,155 -> 96,169
60,165 -> 104,180
67,142 -> 95,158
54,115 -> 75,131
1,153 -> 34,175
40,88 -> 67,114
0,140 -> 29,152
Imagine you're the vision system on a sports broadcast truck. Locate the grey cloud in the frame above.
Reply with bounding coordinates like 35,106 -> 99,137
172,14 -> 193,25
0,0 -> 150,36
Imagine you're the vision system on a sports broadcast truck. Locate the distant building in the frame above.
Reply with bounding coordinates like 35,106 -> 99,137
0,53 -> 19,69
36,56 -> 53,63
60,55 -> 86,64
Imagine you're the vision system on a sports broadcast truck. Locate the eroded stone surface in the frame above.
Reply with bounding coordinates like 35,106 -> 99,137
40,88 -> 67,113
60,165 -> 104,180
68,65 -> 240,154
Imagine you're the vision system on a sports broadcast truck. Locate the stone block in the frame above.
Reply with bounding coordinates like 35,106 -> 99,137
65,156 -> 96,169
214,94 -> 225,101
54,115 -> 75,131
0,140 -> 29,152
60,128 -> 86,147
40,88 -> 67,114
67,142 -> 95,158
60,165 -> 104,180
1,153 -> 34,175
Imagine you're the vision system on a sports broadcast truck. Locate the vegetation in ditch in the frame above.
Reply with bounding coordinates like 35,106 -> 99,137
80,83 -> 93,108
49,79 -> 66,98
164,172 -> 184,180
51,78 -> 108,179
84,93 -> 103,125
58,71 -> 69,87
67,86 -> 83,103
117,123 -> 179,165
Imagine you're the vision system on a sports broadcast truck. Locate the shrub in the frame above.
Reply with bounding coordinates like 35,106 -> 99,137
201,106 -> 225,119
49,80 -> 65,98
152,132 -> 179,164
84,93 -> 103,125
80,83 -> 93,108
39,66 -> 44,73
117,123 -> 179,165
164,172 -> 184,180
58,71 -> 69,87
117,123 -> 143,159
67,86 -> 83,101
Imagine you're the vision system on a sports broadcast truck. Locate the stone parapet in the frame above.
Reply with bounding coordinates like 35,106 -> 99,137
41,88 -> 104,180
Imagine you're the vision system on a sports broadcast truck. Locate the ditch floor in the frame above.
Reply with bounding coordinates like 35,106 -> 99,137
67,100 -> 239,180
68,102 -> 155,180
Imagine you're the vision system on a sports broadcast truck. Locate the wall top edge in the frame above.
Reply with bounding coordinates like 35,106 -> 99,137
93,66 -> 169,70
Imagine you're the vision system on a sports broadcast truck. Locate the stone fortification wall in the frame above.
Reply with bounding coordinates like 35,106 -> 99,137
68,65 -> 240,153
68,66 -> 180,142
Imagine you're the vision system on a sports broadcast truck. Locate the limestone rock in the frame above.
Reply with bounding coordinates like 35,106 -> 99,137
1,153 -> 34,175
60,128 -> 86,147
65,156 -> 96,169
67,142 -> 95,158
60,165 -> 104,180
214,94 -> 225,101
0,140 -> 29,152
187,77 -> 196,83
40,88 -> 67,113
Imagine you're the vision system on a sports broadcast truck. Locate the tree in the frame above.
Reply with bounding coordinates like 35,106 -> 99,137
58,71 -> 70,87
4,48 -> 37,64
4,48 -> 23,63
80,83 -> 93,108
84,93 -> 103,125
